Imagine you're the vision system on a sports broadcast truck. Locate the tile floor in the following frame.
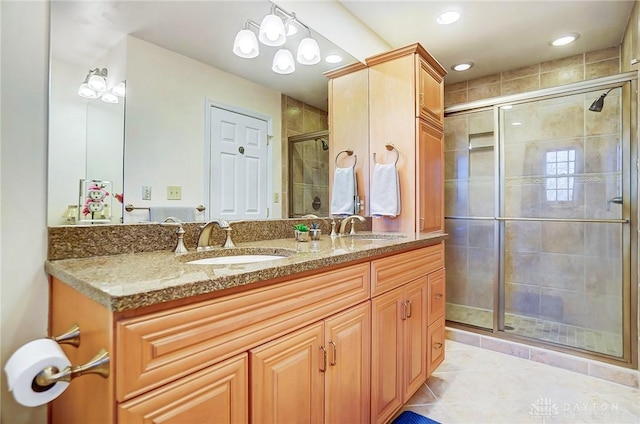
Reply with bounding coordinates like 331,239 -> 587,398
446,304 -> 623,357
401,340 -> 640,423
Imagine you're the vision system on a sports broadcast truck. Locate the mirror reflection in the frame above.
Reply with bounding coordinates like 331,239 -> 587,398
47,1 -> 356,226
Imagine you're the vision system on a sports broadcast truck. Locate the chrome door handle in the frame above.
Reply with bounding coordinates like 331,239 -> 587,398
607,196 -> 622,211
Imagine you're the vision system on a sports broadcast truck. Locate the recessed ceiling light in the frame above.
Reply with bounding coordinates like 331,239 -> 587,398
325,54 -> 343,64
437,10 -> 461,25
452,62 -> 473,72
550,33 -> 580,46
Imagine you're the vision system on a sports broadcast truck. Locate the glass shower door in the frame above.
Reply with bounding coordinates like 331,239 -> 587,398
499,87 -> 629,357
444,109 -> 497,330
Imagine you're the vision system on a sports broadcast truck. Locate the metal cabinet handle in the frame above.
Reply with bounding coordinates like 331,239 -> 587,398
329,341 -> 337,366
434,294 -> 443,299
406,300 -> 412,318
319,346 -> 327,372
401,301 -> 408,320
433,342 -> 443,350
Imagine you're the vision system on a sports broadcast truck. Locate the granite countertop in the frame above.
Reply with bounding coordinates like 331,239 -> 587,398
45,232 -> 446,312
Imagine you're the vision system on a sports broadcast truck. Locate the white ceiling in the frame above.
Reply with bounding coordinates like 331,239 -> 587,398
51,0 -> 635,111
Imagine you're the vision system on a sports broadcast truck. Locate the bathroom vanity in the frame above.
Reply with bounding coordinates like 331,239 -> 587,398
46,231 -> 446,424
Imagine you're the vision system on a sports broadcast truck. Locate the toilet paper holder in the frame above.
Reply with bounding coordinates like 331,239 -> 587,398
50,323 -> 80,347
33,348 -> 110,390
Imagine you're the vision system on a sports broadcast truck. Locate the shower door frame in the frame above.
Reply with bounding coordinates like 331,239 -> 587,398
445,72 -> 638,368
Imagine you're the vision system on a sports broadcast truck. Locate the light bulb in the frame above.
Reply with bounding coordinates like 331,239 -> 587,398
112,82 -> 126,97
88,73 -> 106,91
272,49 -> 295,74
78,83 -> 97,99
296,37 -> 320,65
259,12 -> 286,46
233,28 -> 259,58
101,91 -> 119,104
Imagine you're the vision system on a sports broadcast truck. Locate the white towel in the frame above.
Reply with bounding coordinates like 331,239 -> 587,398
330,166 -> 356,215
370,163 -> 400,217
149,206 -> 196,223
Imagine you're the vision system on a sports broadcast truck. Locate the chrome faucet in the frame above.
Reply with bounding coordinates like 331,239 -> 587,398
160,218 -> 189,254
197,219 -> 235,250
339,215 -> 365,236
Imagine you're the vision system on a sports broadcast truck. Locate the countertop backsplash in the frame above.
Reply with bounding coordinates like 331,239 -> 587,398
48,218 -> 372,260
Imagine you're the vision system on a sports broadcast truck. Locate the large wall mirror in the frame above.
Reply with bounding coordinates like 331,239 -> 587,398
47,1 -> 356,226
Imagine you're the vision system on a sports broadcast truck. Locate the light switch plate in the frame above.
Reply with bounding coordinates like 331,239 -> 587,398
167,185 -> 182,200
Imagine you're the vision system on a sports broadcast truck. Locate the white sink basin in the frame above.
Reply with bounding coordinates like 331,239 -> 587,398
187,255 -> 288,265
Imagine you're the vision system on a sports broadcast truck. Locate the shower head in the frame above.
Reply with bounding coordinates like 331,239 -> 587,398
318,138 -> 329,150
588,88 -> 615,112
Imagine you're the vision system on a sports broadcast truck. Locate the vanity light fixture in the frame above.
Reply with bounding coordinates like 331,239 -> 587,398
452,62 -> 474,72
233,20 -> 260,58
101,91 -> 119,104
233,3 -> 322,74
111,81 -> 126,97
259,5 -> 286,46
550,33 -> 580,46
437,10 -> 461,25
78,74 -> 98,99
272,48 -> 296,74
297,30 -> 321,65
87,68 -> 108,91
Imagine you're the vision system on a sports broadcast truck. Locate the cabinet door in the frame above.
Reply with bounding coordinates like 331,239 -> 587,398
403,276 -> 429,401
427,315 -> 446,377
417,57 -> 444,126
417,120 -> 444,233
428,268 -> 446,324
325,302 -> 371,424
370,287 -> 404,424
118,354 -> 248,423
250,323 -> 324,424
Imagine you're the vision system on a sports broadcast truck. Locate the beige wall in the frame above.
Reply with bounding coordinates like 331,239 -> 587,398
1,1 -> 50,422
124,36 -> 283,222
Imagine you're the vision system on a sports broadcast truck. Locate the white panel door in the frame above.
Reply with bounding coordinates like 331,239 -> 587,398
209,106 -> 268,220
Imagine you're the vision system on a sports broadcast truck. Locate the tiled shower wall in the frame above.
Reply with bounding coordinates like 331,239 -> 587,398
281,95 -> 328,217
444,46 -> 621,107
444,46 -> 624,335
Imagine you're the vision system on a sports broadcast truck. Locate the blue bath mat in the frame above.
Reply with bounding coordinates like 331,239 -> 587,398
392,410 -> 441,424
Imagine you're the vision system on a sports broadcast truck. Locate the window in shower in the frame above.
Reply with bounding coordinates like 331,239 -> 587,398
545,149 -> 576,202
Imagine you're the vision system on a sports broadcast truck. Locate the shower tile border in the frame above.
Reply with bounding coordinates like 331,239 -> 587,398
446,327 -> 639,389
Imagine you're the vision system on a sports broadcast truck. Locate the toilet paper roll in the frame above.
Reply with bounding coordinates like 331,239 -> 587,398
4,338 -> 71,407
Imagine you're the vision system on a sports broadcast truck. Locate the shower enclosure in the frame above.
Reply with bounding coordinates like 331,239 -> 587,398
288,130 -> 330,217
444,73 -> 637,365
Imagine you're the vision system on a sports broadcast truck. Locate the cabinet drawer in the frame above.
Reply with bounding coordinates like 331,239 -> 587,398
371,243 -> 443,297
427,316 -> 445,377
116,263 -> 370,401
427,268 -> 446,325
118,354 -> 248,423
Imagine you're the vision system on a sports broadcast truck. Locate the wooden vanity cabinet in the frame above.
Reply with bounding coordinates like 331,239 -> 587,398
251,302 -> 371,424
48,243 -> 445,424
367,44 -> 446,234
369,243 -> 445,424
118,354 -> 248,423
327,43 -> 446,233
326,63 -> 369,216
